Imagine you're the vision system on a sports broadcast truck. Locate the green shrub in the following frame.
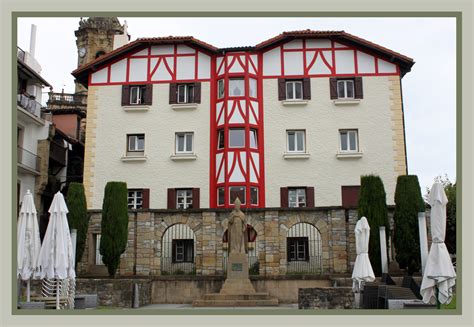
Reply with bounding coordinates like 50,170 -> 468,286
66,182 -> 89,266
357,175 -> 389,276
100,181 -> 129,276
393,175 -> 425,275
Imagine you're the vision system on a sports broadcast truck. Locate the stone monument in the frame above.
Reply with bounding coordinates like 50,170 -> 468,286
193,198 -> 278,306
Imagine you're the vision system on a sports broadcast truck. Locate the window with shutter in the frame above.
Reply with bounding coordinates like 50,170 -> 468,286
341,186 -> 360,208
280,187 -> 288,208
169,83 -> 178,104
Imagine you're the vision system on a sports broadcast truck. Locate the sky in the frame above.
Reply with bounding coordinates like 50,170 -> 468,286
16,17 -> 457,194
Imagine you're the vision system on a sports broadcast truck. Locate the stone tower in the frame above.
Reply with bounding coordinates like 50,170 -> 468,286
74,17 -> 127,93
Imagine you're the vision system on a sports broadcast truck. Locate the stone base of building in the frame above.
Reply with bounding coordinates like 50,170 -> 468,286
193,293 -> 279,307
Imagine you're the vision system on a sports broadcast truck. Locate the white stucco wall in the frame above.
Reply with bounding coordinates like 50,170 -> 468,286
89,83 -> 210,209
263,76 -> 400,207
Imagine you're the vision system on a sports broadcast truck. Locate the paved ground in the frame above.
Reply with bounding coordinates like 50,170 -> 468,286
139,303 -> 299,310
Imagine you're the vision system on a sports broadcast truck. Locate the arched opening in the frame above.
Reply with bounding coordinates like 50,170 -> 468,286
161,224 -> 196,275
222,225 -> 259,274
286,222 -> 322,274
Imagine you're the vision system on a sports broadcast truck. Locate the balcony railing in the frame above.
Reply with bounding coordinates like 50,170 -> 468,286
17,47 -> 25,62
17,146 -> 40,172
48,92 -> 87,106
50,141 -> 67,166
17,93 -> 42,118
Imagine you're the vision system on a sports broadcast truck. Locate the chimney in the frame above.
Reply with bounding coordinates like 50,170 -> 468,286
29,24 -> 37,58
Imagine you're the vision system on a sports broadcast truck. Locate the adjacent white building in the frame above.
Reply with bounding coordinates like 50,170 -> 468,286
72,30 -> 414,210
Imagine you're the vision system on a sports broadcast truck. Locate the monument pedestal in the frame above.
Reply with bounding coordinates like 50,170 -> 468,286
192,253 -> 278,307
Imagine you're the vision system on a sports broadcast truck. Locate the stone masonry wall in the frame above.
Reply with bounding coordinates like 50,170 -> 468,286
298,287 -> 354,309
78,207 -> 406,277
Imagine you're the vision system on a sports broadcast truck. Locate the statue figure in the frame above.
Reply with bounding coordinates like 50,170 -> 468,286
227,198 -> 248,254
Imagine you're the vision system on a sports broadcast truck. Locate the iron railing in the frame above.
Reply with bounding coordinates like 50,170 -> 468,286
17,146 -> 40,172
48,92 -> 87,106
17,93 -> 42,118
286,223 -> 323,274
161,224 -> 196,275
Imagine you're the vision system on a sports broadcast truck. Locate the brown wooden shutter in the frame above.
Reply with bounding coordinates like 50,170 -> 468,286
171,240 -> 177,263
167,188 -> 176,209
302,78 -> 311,100
192,188 -> 200,209
144,84 -> 153,105
122,85 -> 130,105
341,186 -> 361,208
306,187 -> 315,208
354,77 -> 363,99
329,78 -> 338,99
194,82 -> 201,104
278,79 -> 286,100
142,188 -> 150,209
280,187 -> 288,208
169,83 -> 177,104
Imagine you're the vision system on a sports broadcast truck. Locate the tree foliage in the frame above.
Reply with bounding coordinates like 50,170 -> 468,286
100,181 -> 129,276
66,182 -> 89,266
358,175 -> 389,276
394,175 -> 425,275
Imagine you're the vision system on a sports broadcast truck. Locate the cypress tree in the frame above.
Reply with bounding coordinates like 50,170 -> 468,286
357,175 -> 389,276
100,181 -> 129,276
393,175 -> 425,275
66,182 -> 89,266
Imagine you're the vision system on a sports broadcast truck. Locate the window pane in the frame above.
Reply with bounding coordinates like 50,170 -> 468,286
185,134 -> 193,152
286,82 -> 293,99
140,87 -> 146,103
250,187 -> 258,205
295,82 -> 302,99
340,132 -> 348,151
177,134 -> 184,152
229,129 -> 245,147
346,81 -> 354,98
128,136 -> 136,150
177,85 -> 186,103
249,78 -> 257,98
229,79 -> 244,96
218,188 -> 225,205
296,132 -> 304,151
337,81 -> 345,98
349,131 -> 357,151
188,85 -> 194,103
250,129 -> 258,148
218,80 -> 225,98
137,136 -> 144,150
229,186 -> 246,204
288,132 -> 295,151
218,130 -> 225,149
130,87 -> 139,104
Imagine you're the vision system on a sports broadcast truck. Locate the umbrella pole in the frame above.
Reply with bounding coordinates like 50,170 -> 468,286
56,280 -> 60,310
27,279 -> 30,302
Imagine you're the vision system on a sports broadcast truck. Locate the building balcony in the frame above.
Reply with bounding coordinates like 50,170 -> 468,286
17,146 -> 40,175
47,92 -> 87,110
17,93 -> 42,120
17,47 -> 26,62
49,141 -> 67,166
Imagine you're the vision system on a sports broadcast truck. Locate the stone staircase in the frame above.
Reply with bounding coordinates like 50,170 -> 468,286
193,292 -> 279,307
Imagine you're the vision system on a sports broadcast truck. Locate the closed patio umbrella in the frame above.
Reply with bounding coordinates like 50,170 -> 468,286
17,190 -> 41,302
36,191 -> 75,309
420,182 -> 456,306
352,217 -> 376,293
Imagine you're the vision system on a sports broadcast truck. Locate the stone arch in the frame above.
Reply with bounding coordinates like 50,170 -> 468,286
284,222 -> 323,274
160,223 -> 197,275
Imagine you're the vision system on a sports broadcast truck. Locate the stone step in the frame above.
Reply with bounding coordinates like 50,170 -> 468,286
193,299 -> 279,307
203,293 -> 271,301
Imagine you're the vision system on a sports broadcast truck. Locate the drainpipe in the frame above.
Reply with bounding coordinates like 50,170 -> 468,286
29,24 -> 37,58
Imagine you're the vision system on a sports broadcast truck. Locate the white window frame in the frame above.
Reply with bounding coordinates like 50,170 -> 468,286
286,130 -> 306,153
128,189 -> 143,209
228,78 -> 245,97
130,86 -> 145,104
339,129 -> 359,152
175,132 -> 194,154
337,80 -> 355,99
177,84 -> 195,104
176,189 -> 193,209
288,188 -> 307,208
229,128 -> 245,148
127,134 -> 145,152
250,129 -> 258,149
285,81 -> 303,100
218,79 -> 225,99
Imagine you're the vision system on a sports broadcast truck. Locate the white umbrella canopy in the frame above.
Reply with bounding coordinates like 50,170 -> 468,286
36,191 -> 75,280
352,217 -> 376,292
420,182 -> 456,305
17,190 -> 41,280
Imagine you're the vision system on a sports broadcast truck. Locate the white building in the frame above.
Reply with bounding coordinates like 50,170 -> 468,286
72,30 -> 414,210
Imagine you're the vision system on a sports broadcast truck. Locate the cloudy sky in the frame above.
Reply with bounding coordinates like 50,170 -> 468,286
16,17 -> 456,193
